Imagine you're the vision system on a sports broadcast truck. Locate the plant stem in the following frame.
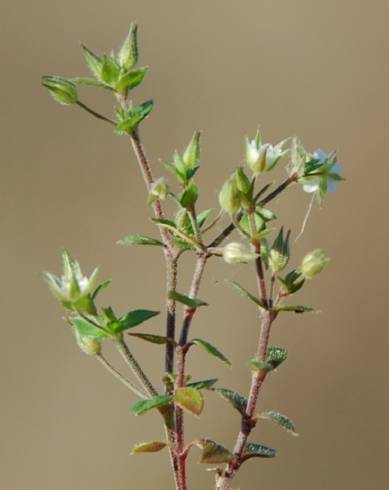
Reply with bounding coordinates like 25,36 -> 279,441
96,353 -> 146,398
115,338 -> 158,398
76,101 -> 116,125
179,253 -> 208,346
175,347 -> 188,490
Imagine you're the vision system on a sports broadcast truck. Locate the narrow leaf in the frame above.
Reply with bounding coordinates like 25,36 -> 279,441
81,45 -> 102,79
129,333 -> 176,345
117,309 -> 159,332
186,378 -> 218,390
131,441 -> 166,454
215,388 -> 247,415
243,442 -> 276,460
91,280 -> 110,300
273,304 -> 316,314
117,234 -> 163,247
259,411 -> 298,436
229,281 -> 266,309
168,291 -> 208,309
116,67 -> 148,93
198,439 -> 234,464
196,208 -> 214,228
131,394 -> 173,416
174,387 -> 204,416
267,346 -> 288,369
192,339 -> 231,366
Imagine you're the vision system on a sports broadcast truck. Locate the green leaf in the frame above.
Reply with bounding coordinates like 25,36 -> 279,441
273,304 -> 315,314
81,45 -> 103,79
168,291 -> 208,309
177,182 -> 199,209
214,388 -> 247,415
118,23 -> 138,70
186,378 -> 218,390
129,333 -> 176,345
256,206 -> 277,221
192,339 -> 231,366
229,281 -> 266,309
117,234 -> 163,247
131,394 -> 173,416
116,309 -> 160,332
258,411 -> 298,436
72,77 -> 110,89
239,212 -> 264,235
116,67 -> 148,94
198,439 -> 234,464
101,55 -> 120,85
174,387 -> 204,416
70,316 -> 109,339
131,440 -> 167,454
182,131 -> 201,169
196,208 -> 214,228
243,442 -> 276,460
250,346 -> 288,373
115,100 -> 154,133
91,280 -> 110,300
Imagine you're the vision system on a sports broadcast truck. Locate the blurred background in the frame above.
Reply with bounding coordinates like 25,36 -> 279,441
1,0 -> 388,489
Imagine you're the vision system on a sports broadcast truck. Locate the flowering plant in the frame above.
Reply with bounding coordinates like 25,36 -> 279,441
42,23 -> 343,490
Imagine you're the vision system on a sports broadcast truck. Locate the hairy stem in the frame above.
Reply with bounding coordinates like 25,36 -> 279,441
175,347 -> 188,490
96,353 -> 146,398
115,338 -> 158,398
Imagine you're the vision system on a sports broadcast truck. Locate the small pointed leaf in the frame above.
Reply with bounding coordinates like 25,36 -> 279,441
81,45 -> 103,79
168,291 -> 208,309
198,439 -> 234,464
129,333 -> 176,345
273,304 -> 316,314
192,339 -> 231,366
186,378 -> 218,390
131,394 -> 173,416
131,440 -> 166,454
116,67 -> 148,93
259,411 -> 298,436
117,234 -> 163,247
243,442 -> 276,460
229,281 -> 266,309
174,387 -> 204,416
116,309 -> 159,332
91,280 -> 110,300
215,388 -> 247,415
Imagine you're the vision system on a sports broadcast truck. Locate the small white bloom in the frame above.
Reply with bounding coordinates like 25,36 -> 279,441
148,177 -> 169,203
302,149 -> 342,195
223,242 -> 257,264
245,134 -> 286,174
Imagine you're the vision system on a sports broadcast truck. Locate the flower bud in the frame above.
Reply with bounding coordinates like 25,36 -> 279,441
268,228 -> 290,273
118,23 -> 138,70
223,242 -> 257,264
300,249 -> 330,279
219,177 -> 241,215
74,330 -> 101,355
41,76 -> 78,105
234,167 -> 251,194
148,177 -> 169,204
182,131 -> 201,170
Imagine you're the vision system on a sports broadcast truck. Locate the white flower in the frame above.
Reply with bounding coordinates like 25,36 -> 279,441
223,242 -> 257,264
245,134 -> 287,174
302,149 -> 342,194
148,177 -> 169,203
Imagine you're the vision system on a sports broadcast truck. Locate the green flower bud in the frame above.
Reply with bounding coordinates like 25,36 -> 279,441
148,177 -> 169,204
118,23 -> 138,70
234,167 -> 251,195
268,228 -> 290,273
182,131 -> 201,170
219,177 -> 241,215
74,330 -> 101,355
175,208 -> 190,231
223,242 -> 257,264
41,76 -> 78,105
300,249 -> 330,279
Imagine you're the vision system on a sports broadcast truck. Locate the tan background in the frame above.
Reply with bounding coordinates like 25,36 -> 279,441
1,0 -> 388,489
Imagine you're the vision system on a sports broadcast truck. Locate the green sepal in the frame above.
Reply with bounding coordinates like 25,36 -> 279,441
115,100 -> 154,134
72,77 -> 110,89
277,270 -> 305,294
131,394 -> 173,416
118,23 -> 138,70
117,234 -> 163,247
81,45 -> 103,80
115,67 -> 148,94
131,440 -> 166,454
242,442 -> 276,461
177,182 -> 199,209
101,55 -> 121,85
168,290 -> 208,309
174,387 -> 204,416
258,410 -> 298,436
198,439 -> 234,464
192,339 -> 231,366
186,378 -> 218,390
91,280 -> 111,300
182,131 -> 201,169
129,333 -> 176,345
115,309 -> 160,333
214,388 -> 247,415
229,281 -> 266,309
255,206 -> 277,222
239,212 -> 264,235
70,315 -> 109,339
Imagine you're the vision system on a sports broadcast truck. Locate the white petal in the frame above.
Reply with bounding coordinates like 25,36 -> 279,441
303,182 -> 320,193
